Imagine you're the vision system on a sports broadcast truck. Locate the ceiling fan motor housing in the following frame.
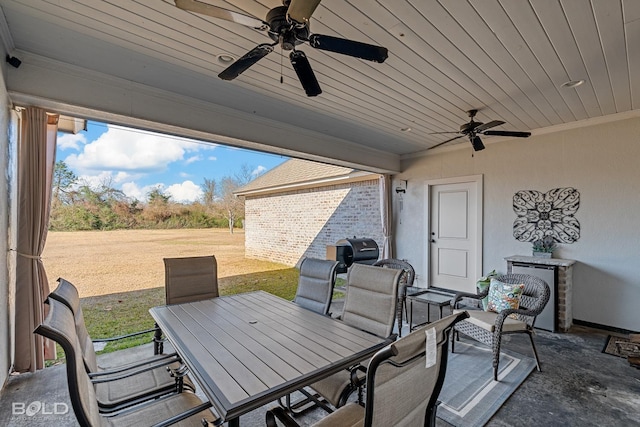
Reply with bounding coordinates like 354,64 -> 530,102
460,121 -> 481,134
266,6 -> 308,50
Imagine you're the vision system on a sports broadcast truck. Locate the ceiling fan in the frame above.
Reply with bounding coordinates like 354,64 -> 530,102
174,0 -> 389,97
429,109 -> 531,151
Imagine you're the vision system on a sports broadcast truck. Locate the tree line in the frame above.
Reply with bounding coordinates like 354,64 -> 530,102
50,161 -> 255,233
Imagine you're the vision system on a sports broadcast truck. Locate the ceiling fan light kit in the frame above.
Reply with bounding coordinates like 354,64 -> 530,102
175,0 -> 388,97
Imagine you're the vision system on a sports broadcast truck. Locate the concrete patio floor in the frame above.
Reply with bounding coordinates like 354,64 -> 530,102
1,299 -> 639,426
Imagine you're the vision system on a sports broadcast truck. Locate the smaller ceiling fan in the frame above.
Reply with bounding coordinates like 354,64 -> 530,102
429,109 -> 531,151
174,0 -> 389,97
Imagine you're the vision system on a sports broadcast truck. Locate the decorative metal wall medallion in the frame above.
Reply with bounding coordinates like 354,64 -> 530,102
513,187 -> 580,243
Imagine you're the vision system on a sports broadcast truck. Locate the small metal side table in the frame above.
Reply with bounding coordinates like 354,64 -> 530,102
407,290 -> 453,331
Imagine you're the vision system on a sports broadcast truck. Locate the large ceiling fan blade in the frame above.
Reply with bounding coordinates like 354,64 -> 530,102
482,130 -> 531,138
308,34 -> 388,63
175,0 -> 267,30
429,135 -> 464,150
218,44 -> 273,81
474,120 -> 505,132
290,50 -> 322,97
287,0 -> 322,24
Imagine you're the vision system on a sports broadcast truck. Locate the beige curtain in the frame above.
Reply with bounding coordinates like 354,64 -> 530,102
14,107 -> 58,372
379,174 -> 393,259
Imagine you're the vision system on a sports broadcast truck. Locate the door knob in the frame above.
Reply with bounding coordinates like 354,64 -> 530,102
431,239 -> 436,243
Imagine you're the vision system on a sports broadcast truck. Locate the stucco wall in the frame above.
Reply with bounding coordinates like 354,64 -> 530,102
244,179 -> 383,266
394,116 -> 640,331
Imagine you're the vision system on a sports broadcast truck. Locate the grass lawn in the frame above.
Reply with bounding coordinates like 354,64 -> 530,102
42,229 -> 341,361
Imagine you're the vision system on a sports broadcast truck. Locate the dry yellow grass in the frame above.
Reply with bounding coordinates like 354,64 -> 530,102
42,228 -> 290,298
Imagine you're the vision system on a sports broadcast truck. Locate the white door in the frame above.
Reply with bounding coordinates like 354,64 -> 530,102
428,176 -> 482,293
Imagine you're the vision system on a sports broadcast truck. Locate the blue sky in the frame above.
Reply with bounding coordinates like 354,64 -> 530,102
56,121 -> 288,203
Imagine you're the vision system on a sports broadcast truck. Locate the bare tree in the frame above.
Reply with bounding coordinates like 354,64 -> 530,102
201,178 -> 216,211
218,177 -> 244,233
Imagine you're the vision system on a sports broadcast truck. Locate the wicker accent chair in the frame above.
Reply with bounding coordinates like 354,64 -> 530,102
48,278 -> 194,413
292,257 -> 339,315
35,298 -> 217,427
451,273 -> 550,381
373,258 -> 416,337
164,255 -> 219,305
266,311 -> 470,427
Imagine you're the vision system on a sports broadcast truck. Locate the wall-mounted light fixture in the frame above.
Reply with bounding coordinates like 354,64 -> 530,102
395,180 -> 408,193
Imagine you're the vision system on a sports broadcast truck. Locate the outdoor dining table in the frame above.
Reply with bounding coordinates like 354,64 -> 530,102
149,290 -> 394,426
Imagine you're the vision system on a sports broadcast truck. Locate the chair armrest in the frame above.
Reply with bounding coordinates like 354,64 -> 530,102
91,326 -> 160,343
451,290 -> 486,308
350,364 -> 367,387
151,401 -> 218,427
89,357 -> 182,383
266,406 -> 301,427
88,352 -> 180,378
493,307 -> 539,331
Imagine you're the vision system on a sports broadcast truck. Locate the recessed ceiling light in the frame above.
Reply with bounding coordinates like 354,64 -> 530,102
400,127 -> 412,132
217,54 -> 235,64
561,79 -> 585,88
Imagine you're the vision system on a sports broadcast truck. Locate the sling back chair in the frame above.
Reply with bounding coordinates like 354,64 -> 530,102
373,258 -> 416,337
451,273 -> 550,381
35,297 -> 217,427
157,255 -> 220,353
49,278 -> 194,413
292,257 -> 339,315
163,255 -> 219,305
281,263 -> 402,415
266,311 -> 470,427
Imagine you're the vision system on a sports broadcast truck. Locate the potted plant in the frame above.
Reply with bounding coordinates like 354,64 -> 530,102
532,236 -> 557,258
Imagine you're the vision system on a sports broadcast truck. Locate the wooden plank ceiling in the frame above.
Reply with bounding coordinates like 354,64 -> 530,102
0,0 -> 638,168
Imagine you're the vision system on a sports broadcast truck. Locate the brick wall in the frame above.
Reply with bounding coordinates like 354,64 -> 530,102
244,179 -> 383,266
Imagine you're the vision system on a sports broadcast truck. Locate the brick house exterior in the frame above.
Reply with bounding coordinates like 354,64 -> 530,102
235,159 -> 383,266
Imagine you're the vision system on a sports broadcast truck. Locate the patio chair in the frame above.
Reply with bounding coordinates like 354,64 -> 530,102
282,263 -> 402,414
35,297 -> 217,427
451,273 -> 550,381
48,278 -> 194,413
292,257 -> 339,315
164,255 -> 219,304
158,255 -> 220,353
266,311 -> 470,427
373,258 -> 416,337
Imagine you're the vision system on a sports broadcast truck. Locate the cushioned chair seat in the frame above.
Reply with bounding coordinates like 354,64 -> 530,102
452,309 -> 528,333
312,402 -> 364,427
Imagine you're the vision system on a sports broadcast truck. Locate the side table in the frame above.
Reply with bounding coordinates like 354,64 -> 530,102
407,290 -> 453,331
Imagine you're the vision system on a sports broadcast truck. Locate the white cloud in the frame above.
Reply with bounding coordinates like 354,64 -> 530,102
185,155 -> 202,165
165,180 -> 203,203
64,125 -> 213,174
252,165 -> 267,177
76,170 -> 141,191
208,156 -> 217,161
121,181 -> 165,202
57,133 -> 86,150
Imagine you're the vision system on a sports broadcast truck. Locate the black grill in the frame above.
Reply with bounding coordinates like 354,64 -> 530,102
326,237 -> 379,273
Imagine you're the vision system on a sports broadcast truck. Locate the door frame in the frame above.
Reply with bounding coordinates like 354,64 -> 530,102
425,174 -> 483,289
